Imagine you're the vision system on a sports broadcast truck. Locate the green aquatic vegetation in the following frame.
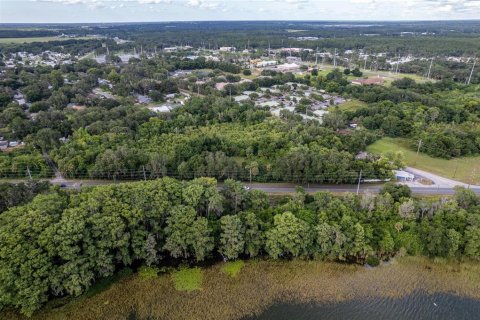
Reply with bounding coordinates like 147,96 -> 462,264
221,260 -> 245,278
138,266 -> 160,280
172,267 -> 203,292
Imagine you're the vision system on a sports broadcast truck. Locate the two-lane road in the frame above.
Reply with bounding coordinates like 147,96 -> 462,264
51,179 -> 480,195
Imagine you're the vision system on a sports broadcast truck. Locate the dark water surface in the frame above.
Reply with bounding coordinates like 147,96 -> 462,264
250,292 -> 480,320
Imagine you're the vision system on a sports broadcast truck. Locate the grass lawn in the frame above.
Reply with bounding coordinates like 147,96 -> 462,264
171,267 -> 203,292
221,260 -> 245,278
367,137 -> 480,185
311,63 -> 432,85
338,99 -> 367,112
0,36 -> 95,44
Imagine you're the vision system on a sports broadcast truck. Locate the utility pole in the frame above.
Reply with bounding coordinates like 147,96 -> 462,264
453,159 -> 459,178
468,168 -> 476,189
364,55 -> 368,70
427,58 -> 434,79
467,59 -> 476,85
356,169 -> 363,195
315,46 -> 319,66
415,139 -> 422,165
27,166 -> 32,180
333,48 -> 337,68
142,166 -> 147,181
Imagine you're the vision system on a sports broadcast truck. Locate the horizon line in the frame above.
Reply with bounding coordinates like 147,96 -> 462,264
1,19 -> 480,25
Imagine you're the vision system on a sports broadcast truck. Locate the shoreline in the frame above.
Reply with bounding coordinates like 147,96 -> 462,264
3,257 -> 480,320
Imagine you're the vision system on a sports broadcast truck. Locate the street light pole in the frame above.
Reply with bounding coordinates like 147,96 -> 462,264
356,169 -> 363,195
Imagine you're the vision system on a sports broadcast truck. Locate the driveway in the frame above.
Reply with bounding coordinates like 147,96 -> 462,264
404,167 -> 479,188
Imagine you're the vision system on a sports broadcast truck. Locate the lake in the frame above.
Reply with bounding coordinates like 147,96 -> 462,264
250,292 -> 480,320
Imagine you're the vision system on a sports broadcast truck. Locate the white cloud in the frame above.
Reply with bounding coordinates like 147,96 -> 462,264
438,4 -> 453,11
19,0 -> 480,20
186,0 -> 219,9
351,0 -> 375,3
138,0 -> 172,4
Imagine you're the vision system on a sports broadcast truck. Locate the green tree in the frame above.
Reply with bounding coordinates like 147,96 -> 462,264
242,212 -> 264,257
265,212 -> 312,259
315,222 -> 335,259
223,179 -> 247,213
164,205 -> 213,261
379,231 -> 395,258
445,229 -> 461,258
464,225 -> 480,260
219,215 -> 245,260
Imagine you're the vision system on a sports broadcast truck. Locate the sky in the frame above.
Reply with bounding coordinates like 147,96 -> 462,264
1,0 -> 480,23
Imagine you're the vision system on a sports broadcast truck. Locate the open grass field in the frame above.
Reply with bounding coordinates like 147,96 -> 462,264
4,257 -> 480,320
367,137 -> 480,185
0,36 -> 95,44
338,99 -> 368,111
311,63 -> 431,85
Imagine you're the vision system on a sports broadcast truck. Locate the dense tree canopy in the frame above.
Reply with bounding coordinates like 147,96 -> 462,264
1,178 -> 479,315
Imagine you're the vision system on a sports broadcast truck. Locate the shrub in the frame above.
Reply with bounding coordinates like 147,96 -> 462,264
366,256 -> 380,267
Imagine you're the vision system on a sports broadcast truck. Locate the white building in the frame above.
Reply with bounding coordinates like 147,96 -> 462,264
219,47 -> 236,52
394,170 -> 415,182
277,63 -> 300,72
256,60 -> 277,68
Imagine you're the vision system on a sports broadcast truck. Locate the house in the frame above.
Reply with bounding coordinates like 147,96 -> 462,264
164,47 -> 179,53
257,101 -> 280,108
67,103 -> 87,111
215,82 -> 228,91
355,151 -> 369,160
234,95 -> 250,102
136,94 -> 151,104
394,170 -> 415,182
256,60 -> 277,68
149,103 -> 180,113
98,78 -> 113,88
219,47 -> 236,52
14,92 -> 26,105
276,63 -> 300,72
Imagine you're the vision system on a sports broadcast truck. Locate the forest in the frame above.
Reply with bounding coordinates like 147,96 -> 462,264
1,178 -> 479,315
342,79 -> 480,158
1,50 -> 479,180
